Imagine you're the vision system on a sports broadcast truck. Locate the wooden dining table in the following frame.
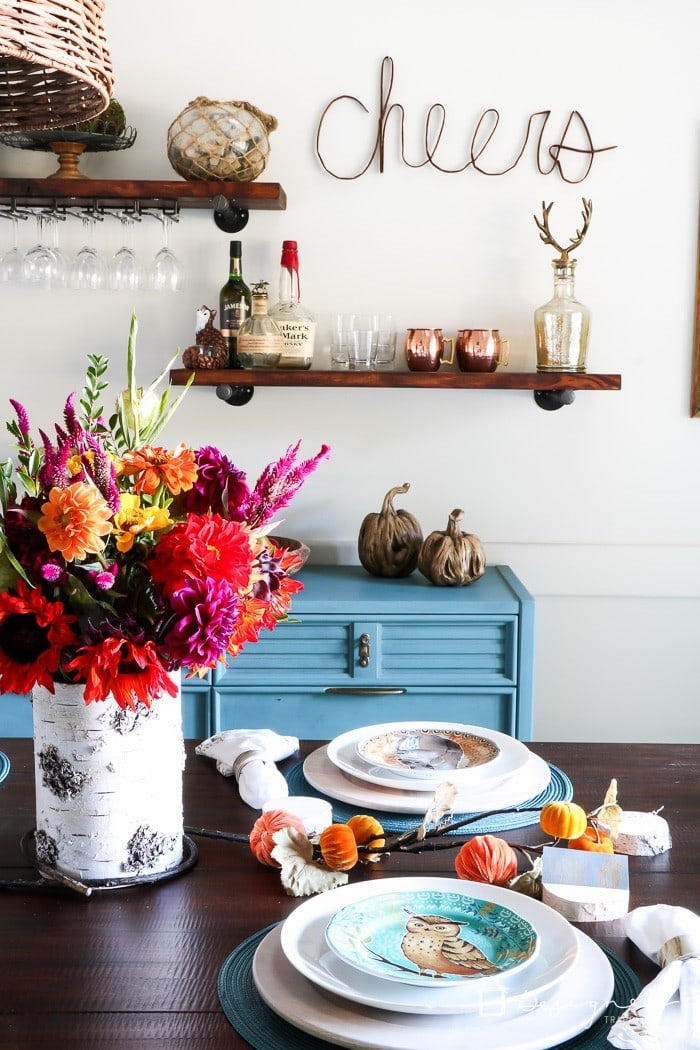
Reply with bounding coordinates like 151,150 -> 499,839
0,738 -> 697,1048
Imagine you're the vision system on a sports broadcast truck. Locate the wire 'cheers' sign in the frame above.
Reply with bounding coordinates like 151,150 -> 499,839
316,57 -> 617,185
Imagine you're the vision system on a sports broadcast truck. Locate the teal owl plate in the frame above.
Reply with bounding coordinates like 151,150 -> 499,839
325,889 -> 538,987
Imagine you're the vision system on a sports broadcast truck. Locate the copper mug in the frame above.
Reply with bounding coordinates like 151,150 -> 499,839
456,329 -> 510,373
405,328 -> 455,372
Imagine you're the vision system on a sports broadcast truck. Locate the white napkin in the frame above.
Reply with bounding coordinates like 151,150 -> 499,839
195,729 -> 299,809
608,905 -> 700,1049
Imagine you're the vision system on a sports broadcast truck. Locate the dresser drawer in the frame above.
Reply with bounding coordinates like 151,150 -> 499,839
214,615 -> 518,688
213,686 -> 517,739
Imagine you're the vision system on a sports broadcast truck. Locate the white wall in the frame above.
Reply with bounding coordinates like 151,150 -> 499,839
1,0 -> 699,742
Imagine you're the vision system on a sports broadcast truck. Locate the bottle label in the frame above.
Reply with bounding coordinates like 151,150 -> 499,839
238,333 -> 285,353
276,319 -> 317,365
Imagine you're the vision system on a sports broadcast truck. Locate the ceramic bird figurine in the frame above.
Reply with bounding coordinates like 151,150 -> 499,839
400,913 -> 501,978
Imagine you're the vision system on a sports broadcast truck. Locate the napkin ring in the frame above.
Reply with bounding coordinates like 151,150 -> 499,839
232,748 -> 268,781
659,934 -> 700,966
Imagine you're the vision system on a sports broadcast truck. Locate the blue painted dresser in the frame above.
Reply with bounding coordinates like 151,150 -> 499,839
213,563 -> 535,740
0,564 -> 535,741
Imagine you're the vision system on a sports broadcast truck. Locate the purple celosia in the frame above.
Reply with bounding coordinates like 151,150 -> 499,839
244,441 -> 331,528
163,575 -> 240,667
9,399 -> 30,437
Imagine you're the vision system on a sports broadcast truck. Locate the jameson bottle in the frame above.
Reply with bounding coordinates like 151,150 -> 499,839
219,240 -> 252,368
269,239 -> 316,368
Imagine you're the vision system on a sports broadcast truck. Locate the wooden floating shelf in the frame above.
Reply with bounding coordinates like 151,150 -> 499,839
169,368 -> 622,391
0,177 -> 286,211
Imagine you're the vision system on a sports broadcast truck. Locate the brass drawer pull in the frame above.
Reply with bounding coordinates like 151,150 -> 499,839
324,688 -> 406,696
358,632 -> 370,667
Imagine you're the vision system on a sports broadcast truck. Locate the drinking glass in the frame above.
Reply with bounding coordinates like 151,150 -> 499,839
72,211 -> 108,289
46,212 -> 70,288
23,213 -> 61,286
150,213 -> 184,292
109,211 -> 141,291
0,209 -> 26,283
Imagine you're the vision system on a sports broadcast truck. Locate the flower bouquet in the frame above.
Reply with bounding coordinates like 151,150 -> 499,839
0,315 -> 329,884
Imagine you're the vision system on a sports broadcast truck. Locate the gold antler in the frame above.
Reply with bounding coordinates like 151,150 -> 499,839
534,198 -> 593,260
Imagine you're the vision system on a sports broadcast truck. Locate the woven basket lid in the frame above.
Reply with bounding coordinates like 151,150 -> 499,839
0,0 -> 114,132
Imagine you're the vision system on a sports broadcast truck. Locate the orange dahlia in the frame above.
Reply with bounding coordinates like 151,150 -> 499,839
38,482 -> 113,562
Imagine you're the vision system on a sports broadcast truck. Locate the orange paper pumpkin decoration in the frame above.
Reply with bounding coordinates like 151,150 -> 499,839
346,814 -> 386,850
319,823 -> 359,871
249,809 -> 307,868
454,834 -> 518,886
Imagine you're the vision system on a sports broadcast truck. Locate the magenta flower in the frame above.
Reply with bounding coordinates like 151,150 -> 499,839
163,576 -> 239,667
183,445 -> 250,519
244,441 -> 331,527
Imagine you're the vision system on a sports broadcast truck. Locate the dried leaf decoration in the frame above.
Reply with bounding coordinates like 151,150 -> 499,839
271,827 -> 348,897
589,778 -> 623,839
422,781 -> 459,830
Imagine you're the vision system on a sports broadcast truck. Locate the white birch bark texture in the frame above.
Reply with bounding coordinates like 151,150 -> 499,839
32,675 -> 185,882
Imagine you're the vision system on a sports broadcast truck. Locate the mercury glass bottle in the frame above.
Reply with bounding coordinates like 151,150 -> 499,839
237,281 -> 285,368
534,258 -> 590,373
269,240 -> 316,368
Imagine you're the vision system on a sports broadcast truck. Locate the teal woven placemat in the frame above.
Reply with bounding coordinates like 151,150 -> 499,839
285,761 -> 572,832
218,923 -> 641,1050
0,751 -> 9,785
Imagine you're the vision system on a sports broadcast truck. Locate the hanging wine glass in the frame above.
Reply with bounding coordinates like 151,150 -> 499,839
0,207 -> 27,283
22,212 -> 61,286
109,208 -> 141,291
150,211 -> 185,292
71,209 -> 108,290
45,210 -> 70,288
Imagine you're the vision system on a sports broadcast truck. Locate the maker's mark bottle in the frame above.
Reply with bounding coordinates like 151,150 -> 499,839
269,239 -> 316,369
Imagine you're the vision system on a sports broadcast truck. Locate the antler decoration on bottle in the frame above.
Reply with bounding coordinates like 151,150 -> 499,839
534,198 -> 593,260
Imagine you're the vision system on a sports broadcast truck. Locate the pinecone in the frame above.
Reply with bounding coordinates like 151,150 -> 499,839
182,306 -> 228,369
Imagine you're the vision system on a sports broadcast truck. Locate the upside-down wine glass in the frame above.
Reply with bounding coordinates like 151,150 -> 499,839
110,209 -> 142,291
0,208 -> 27,283
72,209 -> 108,290
150,211 -> 185,292
22,212 -> 61,286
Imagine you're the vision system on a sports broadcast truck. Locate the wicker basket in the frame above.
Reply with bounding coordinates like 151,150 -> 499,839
0,0 -> 114,132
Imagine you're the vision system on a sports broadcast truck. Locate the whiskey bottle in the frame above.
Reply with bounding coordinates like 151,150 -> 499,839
219,240 -> 252,368
237,281 -> 285,368
269,240 -> 315,369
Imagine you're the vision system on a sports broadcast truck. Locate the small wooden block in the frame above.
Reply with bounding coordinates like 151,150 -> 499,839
541,846 -> 630,922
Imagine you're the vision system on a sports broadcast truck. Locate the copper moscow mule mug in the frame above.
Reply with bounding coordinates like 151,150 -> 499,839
405,328 -> 455,372
456,329 -> 510,373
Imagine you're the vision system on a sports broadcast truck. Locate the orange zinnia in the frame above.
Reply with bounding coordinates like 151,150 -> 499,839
119,443 -> 197,496
38,482 -> 113,562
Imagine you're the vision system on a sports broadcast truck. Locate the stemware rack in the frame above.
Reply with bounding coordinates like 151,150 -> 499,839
0,176 -> 286,215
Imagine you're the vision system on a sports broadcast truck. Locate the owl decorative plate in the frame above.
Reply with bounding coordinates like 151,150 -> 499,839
356,725 -> 500,779
325,889 -> 538,987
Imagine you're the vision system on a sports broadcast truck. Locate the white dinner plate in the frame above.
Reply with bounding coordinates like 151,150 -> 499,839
328,722 -> 531,793
280,877 -> 578,1015
255,923 -> 613,1049
303,745 -> 551,815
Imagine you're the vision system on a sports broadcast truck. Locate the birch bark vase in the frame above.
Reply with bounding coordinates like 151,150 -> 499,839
31,673 -> 185,883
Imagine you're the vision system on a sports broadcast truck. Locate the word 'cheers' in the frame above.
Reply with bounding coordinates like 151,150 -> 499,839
316,57 -> 617,185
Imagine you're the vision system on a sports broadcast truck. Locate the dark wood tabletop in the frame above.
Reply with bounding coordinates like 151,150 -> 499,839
0,739 -> 697,1048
